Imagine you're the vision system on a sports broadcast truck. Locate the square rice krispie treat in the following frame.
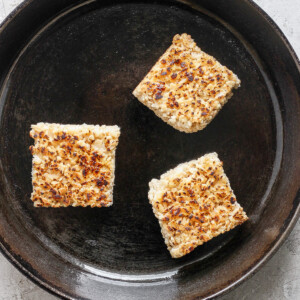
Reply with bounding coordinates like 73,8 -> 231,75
29,123 -> 120,207
133,34 -> 240,133
149,153 -> 248,258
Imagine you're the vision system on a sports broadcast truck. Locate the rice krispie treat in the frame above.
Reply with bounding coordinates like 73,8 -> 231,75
29,123 -> 120,207
133,34 -> 240,133
148,153 -> 248,258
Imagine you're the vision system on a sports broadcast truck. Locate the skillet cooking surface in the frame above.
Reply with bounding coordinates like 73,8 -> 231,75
0,0 -> 299,299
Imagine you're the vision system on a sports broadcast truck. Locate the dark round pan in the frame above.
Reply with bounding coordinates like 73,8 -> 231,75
0,0 -> 299,299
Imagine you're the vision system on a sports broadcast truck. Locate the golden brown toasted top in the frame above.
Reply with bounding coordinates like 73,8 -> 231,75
30,123 -> 120,207
133,34 -> 240,132
149,153 -> 248,258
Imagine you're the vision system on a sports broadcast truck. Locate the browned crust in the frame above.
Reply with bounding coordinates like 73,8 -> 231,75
133,34 -> 240,133
29,123 -> 120,208
149,153 -> 248,258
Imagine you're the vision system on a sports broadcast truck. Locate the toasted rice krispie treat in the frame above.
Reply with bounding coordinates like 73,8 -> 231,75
29,123 -> 120,207
133,34 -> 240,133
149,153 -> 248,258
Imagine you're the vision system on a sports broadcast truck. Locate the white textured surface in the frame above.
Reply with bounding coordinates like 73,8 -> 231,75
0,0 -> 299,299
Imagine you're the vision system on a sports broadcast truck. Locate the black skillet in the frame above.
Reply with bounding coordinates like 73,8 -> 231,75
0,0 -> 299,299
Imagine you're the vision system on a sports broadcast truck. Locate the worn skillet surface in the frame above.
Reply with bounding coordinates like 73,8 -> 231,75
0,0 -> 299,299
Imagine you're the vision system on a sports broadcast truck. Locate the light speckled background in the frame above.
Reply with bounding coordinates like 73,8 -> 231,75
0,0 -> 299,299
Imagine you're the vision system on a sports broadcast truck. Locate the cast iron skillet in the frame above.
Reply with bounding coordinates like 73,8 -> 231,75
0,0 -> 299,299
